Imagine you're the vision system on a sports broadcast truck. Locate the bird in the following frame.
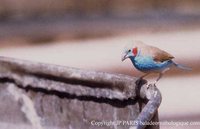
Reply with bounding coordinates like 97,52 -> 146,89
121,41 -> 191,85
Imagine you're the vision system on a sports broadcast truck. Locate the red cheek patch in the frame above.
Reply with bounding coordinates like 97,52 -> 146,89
132,47 -> 138,56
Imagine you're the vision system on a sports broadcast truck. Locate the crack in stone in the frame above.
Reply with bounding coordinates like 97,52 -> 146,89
0,77 -> 138,108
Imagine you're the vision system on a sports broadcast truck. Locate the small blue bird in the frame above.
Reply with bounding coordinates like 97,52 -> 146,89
121,41 -> 191,85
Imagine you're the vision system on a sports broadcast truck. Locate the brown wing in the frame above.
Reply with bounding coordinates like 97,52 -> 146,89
148,46 -> 174,62
136,42 -> 174,62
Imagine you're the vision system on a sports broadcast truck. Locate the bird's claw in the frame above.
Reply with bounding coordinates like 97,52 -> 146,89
146,83 -> 158,99
147,83 -> 150,89
147,82 -> 157,89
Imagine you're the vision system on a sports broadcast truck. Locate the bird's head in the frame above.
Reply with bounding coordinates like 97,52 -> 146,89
121,41 -> 144,61
121,46 -> 138,61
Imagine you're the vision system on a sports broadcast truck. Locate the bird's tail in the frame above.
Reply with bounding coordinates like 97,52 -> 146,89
173,62 -> 192,71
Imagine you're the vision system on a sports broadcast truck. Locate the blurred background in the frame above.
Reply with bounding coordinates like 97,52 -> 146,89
0,0 -> 200,129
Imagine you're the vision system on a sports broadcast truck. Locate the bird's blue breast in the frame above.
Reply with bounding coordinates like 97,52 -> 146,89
130,56 -> 173,72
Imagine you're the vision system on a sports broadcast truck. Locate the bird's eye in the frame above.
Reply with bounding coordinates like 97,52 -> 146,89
128,49 -> 131,52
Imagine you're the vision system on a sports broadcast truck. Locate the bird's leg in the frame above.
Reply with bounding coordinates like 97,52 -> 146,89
152,67 -> 170,86
139,73 -> 150,80
153,73 -> 163,86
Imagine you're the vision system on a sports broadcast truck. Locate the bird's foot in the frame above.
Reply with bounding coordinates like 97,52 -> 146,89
147,82 -> 150,89
147,82 -> 157,89
146,83 -> 158,99
152,81 -> 158,87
